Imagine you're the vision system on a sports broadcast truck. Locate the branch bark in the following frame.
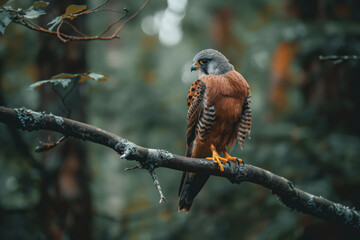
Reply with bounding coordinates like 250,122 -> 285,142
1,106 -> 360,229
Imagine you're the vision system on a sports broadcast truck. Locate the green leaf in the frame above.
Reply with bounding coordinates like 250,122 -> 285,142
33,1 -> 49,8
0,11 -> 12,35
47,16 -> 63,31
88,72 -> 108,82
24,7 -> 46,19
61,4 -> 86,20
27,78 -> 73,91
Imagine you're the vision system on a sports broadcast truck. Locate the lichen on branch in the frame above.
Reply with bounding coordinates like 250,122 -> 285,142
0,105 -> 360,229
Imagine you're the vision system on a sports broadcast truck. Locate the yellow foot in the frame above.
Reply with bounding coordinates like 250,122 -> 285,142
206,145 -> 244,171
206,144 -> 227,171
224,152 -> 243,164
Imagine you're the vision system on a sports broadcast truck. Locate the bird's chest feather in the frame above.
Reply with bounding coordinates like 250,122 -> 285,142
201,73 -> 247,151
205,75 -> 245,124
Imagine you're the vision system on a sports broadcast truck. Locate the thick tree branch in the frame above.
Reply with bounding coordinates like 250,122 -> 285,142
0,106 -> 360,229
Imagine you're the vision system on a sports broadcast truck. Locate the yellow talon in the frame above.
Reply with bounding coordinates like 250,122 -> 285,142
206,144 -> 227,171
224,152 -> 237,161
224,152 -> 243,164
206,145 -> 243,171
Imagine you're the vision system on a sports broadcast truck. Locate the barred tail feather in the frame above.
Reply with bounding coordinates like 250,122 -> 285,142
237,95 -> 252,148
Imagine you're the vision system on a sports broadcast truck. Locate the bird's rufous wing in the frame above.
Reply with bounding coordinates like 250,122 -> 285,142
178,79 -> 205,198
178,79 -> 213,212
185,79 -> 206,157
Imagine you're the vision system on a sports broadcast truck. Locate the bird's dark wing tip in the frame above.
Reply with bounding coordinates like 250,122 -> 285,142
178,201 -> 192,213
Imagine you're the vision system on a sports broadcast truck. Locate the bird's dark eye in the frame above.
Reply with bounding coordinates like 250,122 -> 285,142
199,59 -> 208,65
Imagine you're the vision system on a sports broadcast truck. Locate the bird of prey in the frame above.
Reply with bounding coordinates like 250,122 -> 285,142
178,49 -> 251,212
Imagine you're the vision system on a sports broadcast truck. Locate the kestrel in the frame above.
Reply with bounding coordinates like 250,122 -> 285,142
178,49 -> 251,212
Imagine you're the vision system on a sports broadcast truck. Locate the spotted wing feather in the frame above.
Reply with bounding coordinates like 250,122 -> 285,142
187,79 -> 201,107
186,80 -> 206,157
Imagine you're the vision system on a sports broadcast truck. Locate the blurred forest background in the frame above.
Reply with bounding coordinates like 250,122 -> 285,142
1,0 -> 360,239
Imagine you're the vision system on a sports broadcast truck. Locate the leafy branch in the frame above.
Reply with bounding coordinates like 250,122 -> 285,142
27,71 -> 108,151
0,0 -> 150,43
0,106 -> 359,229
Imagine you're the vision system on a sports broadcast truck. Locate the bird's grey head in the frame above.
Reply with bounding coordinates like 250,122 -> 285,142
191,49 -> 234,77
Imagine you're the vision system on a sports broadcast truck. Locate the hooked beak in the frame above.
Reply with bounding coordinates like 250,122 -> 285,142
191,62 -> 200,72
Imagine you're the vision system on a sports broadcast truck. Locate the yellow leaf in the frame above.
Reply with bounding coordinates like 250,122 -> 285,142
51,73 -> 77,79
79,75 -> 92,83
33,1 -> 49,7
61,5 -> 87,19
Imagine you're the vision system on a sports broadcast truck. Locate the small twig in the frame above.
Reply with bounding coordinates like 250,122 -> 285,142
125,164 -> 167,203
319,55 -> 360,64
61,79 -> 77,118
124,165 -> 142,171
51,78 -> 77,118
35,136 -> 67,152
89,9 -> 127,14
97,9 -> 128,38
22,18 -> 69,39
56,20 -> 67,43
112,0 -> 149,37
80,0 -> 112,15
38,77 -> 78,153
149,170 -> 167,203
6,0 -> 150,43
62,20 -> 88,37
